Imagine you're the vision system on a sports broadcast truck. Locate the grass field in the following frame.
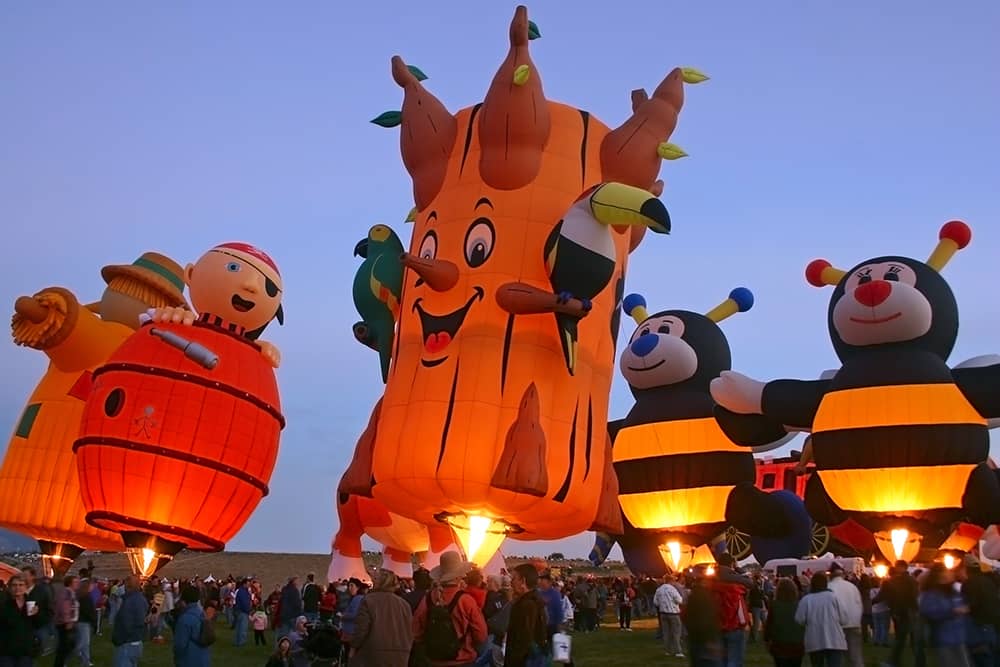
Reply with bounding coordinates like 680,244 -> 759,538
75,612 -> 897,666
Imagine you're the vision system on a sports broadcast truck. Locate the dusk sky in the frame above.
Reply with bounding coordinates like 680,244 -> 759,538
2,1 -> 998,562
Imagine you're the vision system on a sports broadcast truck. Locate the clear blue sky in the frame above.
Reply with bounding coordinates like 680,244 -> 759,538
2,1 -> 998,560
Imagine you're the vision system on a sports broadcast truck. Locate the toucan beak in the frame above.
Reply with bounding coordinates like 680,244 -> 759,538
588,182 -> 671,234
354,239 -> 369,258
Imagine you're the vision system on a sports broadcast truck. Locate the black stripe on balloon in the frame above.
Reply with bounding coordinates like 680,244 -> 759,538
614,450 -> 756,496
583,397 -> 593,480
578,110 -> 591,189
812,423 -> 987,470
437,360 -> 461,471
459,103 -> 483,175
553,401 -> 580,502
825,509 -> 963,537
92,362 -> 285,428
86,510 -> 225,552
500,313 -> 515,395
73,436 -> 270,495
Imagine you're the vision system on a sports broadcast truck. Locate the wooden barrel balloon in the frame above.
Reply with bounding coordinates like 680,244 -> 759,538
74,319 -> 284,562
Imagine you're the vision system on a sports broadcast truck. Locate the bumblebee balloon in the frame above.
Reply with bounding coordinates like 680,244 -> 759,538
608,289 -> 810,573
712,221 -> 1000,560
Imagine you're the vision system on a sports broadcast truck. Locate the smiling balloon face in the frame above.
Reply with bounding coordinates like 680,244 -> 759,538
185,243 -> 283,334
826,255 -> 958,362
365,5 -> 698,551
373,102 -> 632,540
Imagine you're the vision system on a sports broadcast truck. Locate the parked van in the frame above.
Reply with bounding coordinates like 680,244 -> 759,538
762,556 -> 865,579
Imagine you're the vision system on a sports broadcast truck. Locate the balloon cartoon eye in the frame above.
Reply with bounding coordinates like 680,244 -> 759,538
418,231 -> 438,260
657,324 -> 671,334
104,388 -> 125,418
226,261 -> 241,272
640,327 -> 651,337
464,218 -> 495,268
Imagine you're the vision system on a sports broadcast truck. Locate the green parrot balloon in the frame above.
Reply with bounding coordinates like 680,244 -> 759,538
353,224 -> 405,382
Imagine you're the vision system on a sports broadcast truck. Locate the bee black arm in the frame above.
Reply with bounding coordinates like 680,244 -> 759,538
761,379 -> 830,430
953,365 -> 1000,419
713,407 -> 788,447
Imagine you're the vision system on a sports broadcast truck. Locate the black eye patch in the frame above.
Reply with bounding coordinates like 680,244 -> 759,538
265,278 -> 279,298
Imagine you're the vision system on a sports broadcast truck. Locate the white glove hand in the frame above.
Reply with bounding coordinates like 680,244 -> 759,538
710,371 -> 765,415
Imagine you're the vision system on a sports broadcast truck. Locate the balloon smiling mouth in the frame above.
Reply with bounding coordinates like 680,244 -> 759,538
626,359 -> 665,372
849,312 -> 902,325
413,287 -> 485,367
231,294 -> 256,312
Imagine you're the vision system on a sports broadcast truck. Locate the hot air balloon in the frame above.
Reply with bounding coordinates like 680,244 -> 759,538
712,221 -> 1000,563
0,253 -> 187,576
604,289 -> 809,575
342,4 -> 706,567
74,243 -> 285,576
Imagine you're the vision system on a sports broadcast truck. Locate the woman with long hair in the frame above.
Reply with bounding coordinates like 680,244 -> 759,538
764,578 -> 805,667
793,572 -> 847,667
918,563 -> 971,666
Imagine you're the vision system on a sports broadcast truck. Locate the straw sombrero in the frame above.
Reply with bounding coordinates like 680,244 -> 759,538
93,251 -> 188,309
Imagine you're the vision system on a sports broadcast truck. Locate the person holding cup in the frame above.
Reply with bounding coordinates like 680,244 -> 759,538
0,574 -> 42,666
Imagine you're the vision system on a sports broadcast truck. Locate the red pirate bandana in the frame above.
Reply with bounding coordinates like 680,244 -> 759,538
213,242 -> 281,277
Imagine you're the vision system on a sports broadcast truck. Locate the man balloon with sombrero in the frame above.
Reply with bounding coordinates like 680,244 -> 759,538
147,242 -> 284,368
0,251 -> 188,576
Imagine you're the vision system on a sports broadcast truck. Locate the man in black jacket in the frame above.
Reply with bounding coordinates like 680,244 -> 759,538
302,573 -> 321,623
505,564 -> 548,667
958,554 -> 1000,664
874,560 -> 925,667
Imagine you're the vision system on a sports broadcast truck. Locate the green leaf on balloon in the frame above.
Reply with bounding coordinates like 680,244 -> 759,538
407,65 -> 428,81
370,111 -> 402,128
528,20 -> 541,40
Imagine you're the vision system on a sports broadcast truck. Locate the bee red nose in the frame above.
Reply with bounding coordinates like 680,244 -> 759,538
854,280 -> 892,307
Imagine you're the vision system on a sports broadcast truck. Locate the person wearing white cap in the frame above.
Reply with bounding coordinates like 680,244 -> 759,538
412,552 -> 487,666
827,563 -> 863,667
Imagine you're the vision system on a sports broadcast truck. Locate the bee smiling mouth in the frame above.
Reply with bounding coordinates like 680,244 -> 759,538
413,287 -> 485,367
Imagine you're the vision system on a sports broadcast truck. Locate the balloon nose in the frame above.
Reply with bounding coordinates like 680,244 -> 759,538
854,280 -> 892,307
630,333 -> 659,358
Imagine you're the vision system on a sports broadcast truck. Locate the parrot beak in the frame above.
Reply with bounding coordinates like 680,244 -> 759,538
354,239 -> 369,258
588,182 -> 671,234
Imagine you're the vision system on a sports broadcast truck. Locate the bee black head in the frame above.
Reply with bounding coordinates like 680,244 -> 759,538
620,289 -> 752,396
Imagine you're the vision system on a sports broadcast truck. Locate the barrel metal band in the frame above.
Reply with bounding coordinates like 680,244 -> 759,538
91,362 -> 285,428
74,435 -> 270,496
85,510 -> 225,552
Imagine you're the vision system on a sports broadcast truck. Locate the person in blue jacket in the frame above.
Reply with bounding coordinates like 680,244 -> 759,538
919,563 -> 971,667
233,579 -> 252,647
173,586 -> 211,667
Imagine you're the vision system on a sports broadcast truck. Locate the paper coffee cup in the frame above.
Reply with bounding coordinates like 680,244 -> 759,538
26,601 -> 36,613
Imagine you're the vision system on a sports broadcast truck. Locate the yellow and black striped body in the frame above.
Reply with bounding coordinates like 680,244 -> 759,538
613,395 -> 755,543
811,381 -> 987,529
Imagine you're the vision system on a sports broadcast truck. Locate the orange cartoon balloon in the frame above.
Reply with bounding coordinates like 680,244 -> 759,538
0,252 -> 187,577
74,243 -> 285,576
345,6 -> 705,565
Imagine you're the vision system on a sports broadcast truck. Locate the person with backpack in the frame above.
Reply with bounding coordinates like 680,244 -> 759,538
173,586 -> 213,667
412,551 -> 488,666
712,553 -> 753,667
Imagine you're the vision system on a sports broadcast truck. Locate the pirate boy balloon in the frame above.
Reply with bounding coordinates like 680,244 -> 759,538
149,242 -> 285,367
